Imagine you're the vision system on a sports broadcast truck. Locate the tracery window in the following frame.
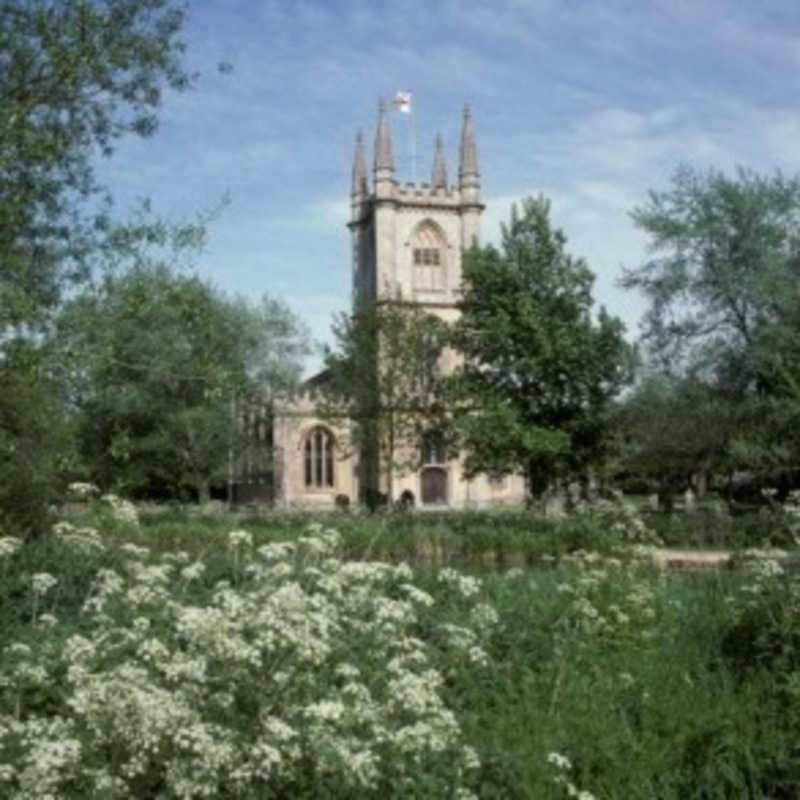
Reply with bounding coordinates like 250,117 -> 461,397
413,247 -> 441,266
411,221 -> 446,291
304,427 -> 335,489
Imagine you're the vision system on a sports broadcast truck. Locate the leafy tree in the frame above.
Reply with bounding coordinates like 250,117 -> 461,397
622,165 -> 800,388
617,375 -> 743,509
0,341 -> 77,535
57,263 -> 309,501
1,0 -> 194,330
0,0 -> 197,532
623,166 -> 800,484
320,299 -> 449,506
451,196 -> 634,498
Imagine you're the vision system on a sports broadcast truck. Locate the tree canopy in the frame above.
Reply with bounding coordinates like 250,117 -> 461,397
451,196 -> 634,496
622,165 -> 800,389
0,0 -> 193,331
622,166 -> 800,486
0,0 -> 197,532
56,262 -> 309,501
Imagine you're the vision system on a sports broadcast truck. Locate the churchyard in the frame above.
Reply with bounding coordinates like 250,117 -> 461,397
2,495 -> 800,798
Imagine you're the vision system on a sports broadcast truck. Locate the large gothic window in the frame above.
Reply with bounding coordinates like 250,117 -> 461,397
411,221 -> 447,292
304,427 -> 335,489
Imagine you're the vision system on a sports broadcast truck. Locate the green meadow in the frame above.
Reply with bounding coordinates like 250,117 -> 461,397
1,504 -> 799,798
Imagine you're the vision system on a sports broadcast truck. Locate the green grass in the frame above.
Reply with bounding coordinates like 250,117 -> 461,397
127,505 -> 645,566
2,507 -> 800,797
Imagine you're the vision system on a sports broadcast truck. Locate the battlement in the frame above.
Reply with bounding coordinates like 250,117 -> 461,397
385,181 -> 463,206
352,101 -> 480,212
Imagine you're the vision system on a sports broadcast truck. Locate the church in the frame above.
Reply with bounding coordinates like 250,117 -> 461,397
268,101 -> 527,509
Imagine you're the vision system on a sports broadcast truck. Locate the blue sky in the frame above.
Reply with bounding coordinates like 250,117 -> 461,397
97,0 -> 800,372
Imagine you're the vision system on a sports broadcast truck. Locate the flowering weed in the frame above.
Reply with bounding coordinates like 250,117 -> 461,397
0,524 -> 488,798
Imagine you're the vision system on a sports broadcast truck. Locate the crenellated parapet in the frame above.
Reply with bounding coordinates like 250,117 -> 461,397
350,99 -> 483,213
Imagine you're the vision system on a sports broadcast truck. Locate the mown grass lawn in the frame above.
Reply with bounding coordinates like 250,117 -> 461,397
1,503 -> 799,798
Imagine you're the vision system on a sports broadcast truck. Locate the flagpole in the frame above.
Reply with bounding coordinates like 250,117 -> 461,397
411,104 -> 416,184
393,91 -> 416,183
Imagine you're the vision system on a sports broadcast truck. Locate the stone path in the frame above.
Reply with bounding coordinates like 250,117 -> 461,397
651,548 -> 789,571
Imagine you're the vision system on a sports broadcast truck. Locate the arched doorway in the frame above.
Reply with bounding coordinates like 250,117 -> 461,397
420,431 -> 448,506
421,466 -> 448,505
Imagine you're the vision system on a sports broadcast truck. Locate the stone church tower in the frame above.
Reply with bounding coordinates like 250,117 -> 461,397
270,102 -> 526,508
349,100 -> 482,319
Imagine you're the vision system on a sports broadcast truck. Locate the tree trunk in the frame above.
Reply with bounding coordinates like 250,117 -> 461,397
657,483 -> 674,514
692,464 -> 709,499
386,414 -> 395,505
197,481 -> 210,505
526,460 -> 546,510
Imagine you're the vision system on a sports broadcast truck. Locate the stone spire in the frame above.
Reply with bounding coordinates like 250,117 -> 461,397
431,133 -> 448,189
458,104 -> 479,188
351,130 -> 368,197
373,98 -> 394,180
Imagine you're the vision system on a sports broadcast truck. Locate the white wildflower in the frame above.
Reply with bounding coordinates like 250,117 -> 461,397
101,493 -> 140,526
305,700 -> 346,723
31,572 -> 58,596
400,583 -> 435,607
257,541 -> 295,561
120,542 -> 150,560
67,481 -> 99,500
547,751 -> 572,770
438,567 -> 481,598
180,561 -> 206,581
0,537 -> 22,558
462,745 -> 481,770
5,642 -> 32,658
470,602 -> 499,631
228,529 -> 253,550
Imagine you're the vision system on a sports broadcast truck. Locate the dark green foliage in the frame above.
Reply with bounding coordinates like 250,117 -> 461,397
0,0 -> 192,330
56,264 -> 308,499
321,300 -> 449,503
452,196 -> 634,496
721,570 -> 800,677
618,375 -> 743,506
623,165 -> 800,381
0,341 -> 75,536
623,166 -> 800,485
1,0 -> 194,533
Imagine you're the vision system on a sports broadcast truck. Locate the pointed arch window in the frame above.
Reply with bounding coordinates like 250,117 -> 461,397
304,427 -> 335,489
411,221 -> 447,292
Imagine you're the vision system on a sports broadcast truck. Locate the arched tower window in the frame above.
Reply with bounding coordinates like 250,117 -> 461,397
410,221 -> 447,292
304,427 -> 335,489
